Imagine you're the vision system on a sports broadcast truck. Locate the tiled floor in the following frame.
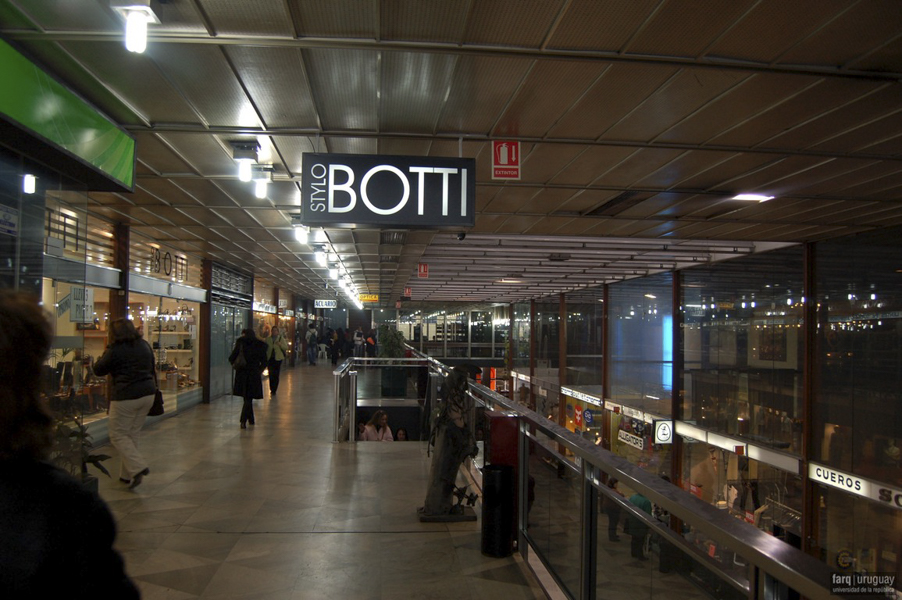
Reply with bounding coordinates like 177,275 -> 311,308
96,362 -> 546,599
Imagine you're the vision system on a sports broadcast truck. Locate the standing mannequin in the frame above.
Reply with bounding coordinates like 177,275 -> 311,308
419,366 -> 478,519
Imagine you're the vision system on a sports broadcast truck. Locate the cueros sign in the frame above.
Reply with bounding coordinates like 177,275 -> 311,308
301,153 -> 475,229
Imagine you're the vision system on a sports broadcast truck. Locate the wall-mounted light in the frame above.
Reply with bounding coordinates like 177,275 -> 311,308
23,174 -> 36,194
230,141 -> 258,182
111,0 -> 161,54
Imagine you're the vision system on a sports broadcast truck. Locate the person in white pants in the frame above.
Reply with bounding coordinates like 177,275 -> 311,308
93,318 -> 157,490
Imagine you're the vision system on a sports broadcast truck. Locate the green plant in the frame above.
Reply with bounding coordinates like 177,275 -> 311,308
49,415 -> 111,480
377,324 -> 406,359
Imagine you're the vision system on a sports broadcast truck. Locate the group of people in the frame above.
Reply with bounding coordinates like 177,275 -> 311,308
356,410 -> 408,441
323,325 -> 377,366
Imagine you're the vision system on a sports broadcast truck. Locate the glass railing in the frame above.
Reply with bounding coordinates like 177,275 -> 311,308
334,352 -> 842,600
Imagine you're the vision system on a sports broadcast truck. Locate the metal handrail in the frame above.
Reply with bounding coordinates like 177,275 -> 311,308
466,377 -> 837,600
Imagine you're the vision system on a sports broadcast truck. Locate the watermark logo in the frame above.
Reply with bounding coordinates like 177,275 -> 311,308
831,573 -> 897,597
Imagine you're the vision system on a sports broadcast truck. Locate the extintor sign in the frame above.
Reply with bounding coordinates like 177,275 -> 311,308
492,140 -> 520,180
301,153 -> 475,229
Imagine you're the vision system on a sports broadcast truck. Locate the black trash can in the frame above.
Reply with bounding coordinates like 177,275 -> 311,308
481,464 -> 514,557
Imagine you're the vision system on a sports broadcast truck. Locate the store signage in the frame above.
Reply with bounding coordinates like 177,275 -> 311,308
574,406 -> 583,427
252,301 -> 276,314
300,153 -> 475,229
809,463 -> 902,510
622,406 -> 644,420
0,204 -> 18,236
618,429 -> 644,450
71,287 -> 94,323
359,294 -> 379,303
583,409 -> 593,425
492,141 -> 520,180
561,387 -> 603,407
654,420 -> 673,445
314,299 -> 337,308
147,244 -> 188,282
283,310 -> 294,317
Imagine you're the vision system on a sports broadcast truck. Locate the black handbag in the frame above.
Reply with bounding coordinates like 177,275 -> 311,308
231,343 -> 247,370
148,389 -> 165,416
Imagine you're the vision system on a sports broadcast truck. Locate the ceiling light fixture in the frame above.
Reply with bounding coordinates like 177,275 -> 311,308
230,141 -> 258,182
111,0 -> 161,54
251,165 -> 272,198
294,226 -> 309,244
732,193 -> 774,202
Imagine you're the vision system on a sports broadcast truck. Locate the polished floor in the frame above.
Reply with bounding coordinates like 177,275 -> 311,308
96,361 -> 547,599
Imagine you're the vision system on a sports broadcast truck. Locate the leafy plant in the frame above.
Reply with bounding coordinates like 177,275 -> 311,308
377,324 -> 406,359
50,415 -> 111,480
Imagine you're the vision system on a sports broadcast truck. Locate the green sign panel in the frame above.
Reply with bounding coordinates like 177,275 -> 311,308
0,39 -> 135,189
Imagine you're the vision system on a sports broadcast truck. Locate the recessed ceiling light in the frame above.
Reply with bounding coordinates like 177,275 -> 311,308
732,193 -> 774,202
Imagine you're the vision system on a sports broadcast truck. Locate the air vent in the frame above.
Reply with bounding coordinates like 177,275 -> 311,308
379,255 -> 399,263
380,231 -> 407,245
585,191 -> 643,217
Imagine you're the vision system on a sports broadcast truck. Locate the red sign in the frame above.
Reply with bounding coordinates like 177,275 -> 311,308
404,287 -> 412,296
418,263 -> 428,278
492,140 -> 520,180
574,406 -> 583,427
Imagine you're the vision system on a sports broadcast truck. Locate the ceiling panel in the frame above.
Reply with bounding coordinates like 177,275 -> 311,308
3,0 -> 902,305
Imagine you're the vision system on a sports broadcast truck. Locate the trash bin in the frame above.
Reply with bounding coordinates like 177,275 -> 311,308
481,464 -> 514,557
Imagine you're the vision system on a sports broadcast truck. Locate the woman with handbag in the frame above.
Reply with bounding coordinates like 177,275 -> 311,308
93,318 -> 156,490
230,329 -> 267,429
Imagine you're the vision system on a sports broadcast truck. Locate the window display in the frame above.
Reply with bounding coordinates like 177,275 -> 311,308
128,295 -> 200,402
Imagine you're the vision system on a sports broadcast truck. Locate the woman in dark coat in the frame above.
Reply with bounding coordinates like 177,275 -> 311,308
229,329 -> 267,429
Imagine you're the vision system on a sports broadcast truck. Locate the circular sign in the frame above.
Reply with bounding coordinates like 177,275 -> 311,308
584,409 -> 594,425
836,549 -> 853,569
655,421 -> 673,444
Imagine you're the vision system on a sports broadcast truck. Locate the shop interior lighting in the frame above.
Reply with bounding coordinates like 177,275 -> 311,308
732,193 -> 774,202
22,174 -> 36,194
314,228 -> 328,243
293,225 -> 309,244
230,141 -> 258,182
329,267 -> 338,280
111,0 -> 161,54
315,250 -> 326,266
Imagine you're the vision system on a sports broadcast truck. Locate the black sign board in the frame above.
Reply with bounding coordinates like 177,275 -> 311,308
300,153 -> 475,229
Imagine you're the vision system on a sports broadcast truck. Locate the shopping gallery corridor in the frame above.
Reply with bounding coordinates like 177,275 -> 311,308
96,361 -> 546,600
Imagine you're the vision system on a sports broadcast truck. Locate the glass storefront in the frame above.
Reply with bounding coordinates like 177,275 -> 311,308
681,248 -> 804,451
608,273 -> 673,418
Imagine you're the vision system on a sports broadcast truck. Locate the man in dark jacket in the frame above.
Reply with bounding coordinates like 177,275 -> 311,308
230,329 -> 267,428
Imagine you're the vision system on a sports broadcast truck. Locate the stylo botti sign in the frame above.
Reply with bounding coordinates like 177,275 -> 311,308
301,153 -> 476,229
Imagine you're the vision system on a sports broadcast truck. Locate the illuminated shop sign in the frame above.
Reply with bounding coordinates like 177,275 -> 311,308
617,429 -> 644,450
300,153 -> 476,229
654,420 -> 673,445
809,463 -> 902,510
314,299 -> 337,308
561,387 -> 603,407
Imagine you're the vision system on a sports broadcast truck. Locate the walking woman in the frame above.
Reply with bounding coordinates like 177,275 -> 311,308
93,318 -> 156,490
230,329 -> 267,429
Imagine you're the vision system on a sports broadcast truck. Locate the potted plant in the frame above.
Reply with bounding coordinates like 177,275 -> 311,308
377,324 -> 408,397
49,414 -> 111,493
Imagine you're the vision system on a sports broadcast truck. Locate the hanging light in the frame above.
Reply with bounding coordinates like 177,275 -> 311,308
251,165 -> 272,198
111,1 -> 161,54
230,141 -> 258,182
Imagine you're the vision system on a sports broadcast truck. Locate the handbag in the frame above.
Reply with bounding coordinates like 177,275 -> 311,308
148,389 -> 165,416
231,342 -> 247,370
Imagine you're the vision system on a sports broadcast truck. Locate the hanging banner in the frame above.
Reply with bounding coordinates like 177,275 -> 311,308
300,153 -> 475,229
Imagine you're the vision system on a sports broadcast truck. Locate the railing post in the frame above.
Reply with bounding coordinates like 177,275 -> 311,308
517,417 -> 529,559
349,369 -> 357,444
333,369 -> 341,443
580,460 -> 597,600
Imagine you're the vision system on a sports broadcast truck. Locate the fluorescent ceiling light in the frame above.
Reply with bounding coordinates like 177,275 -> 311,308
732,193 -> 774,202
112,1 -> 161,54
293,226 -> 308,244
